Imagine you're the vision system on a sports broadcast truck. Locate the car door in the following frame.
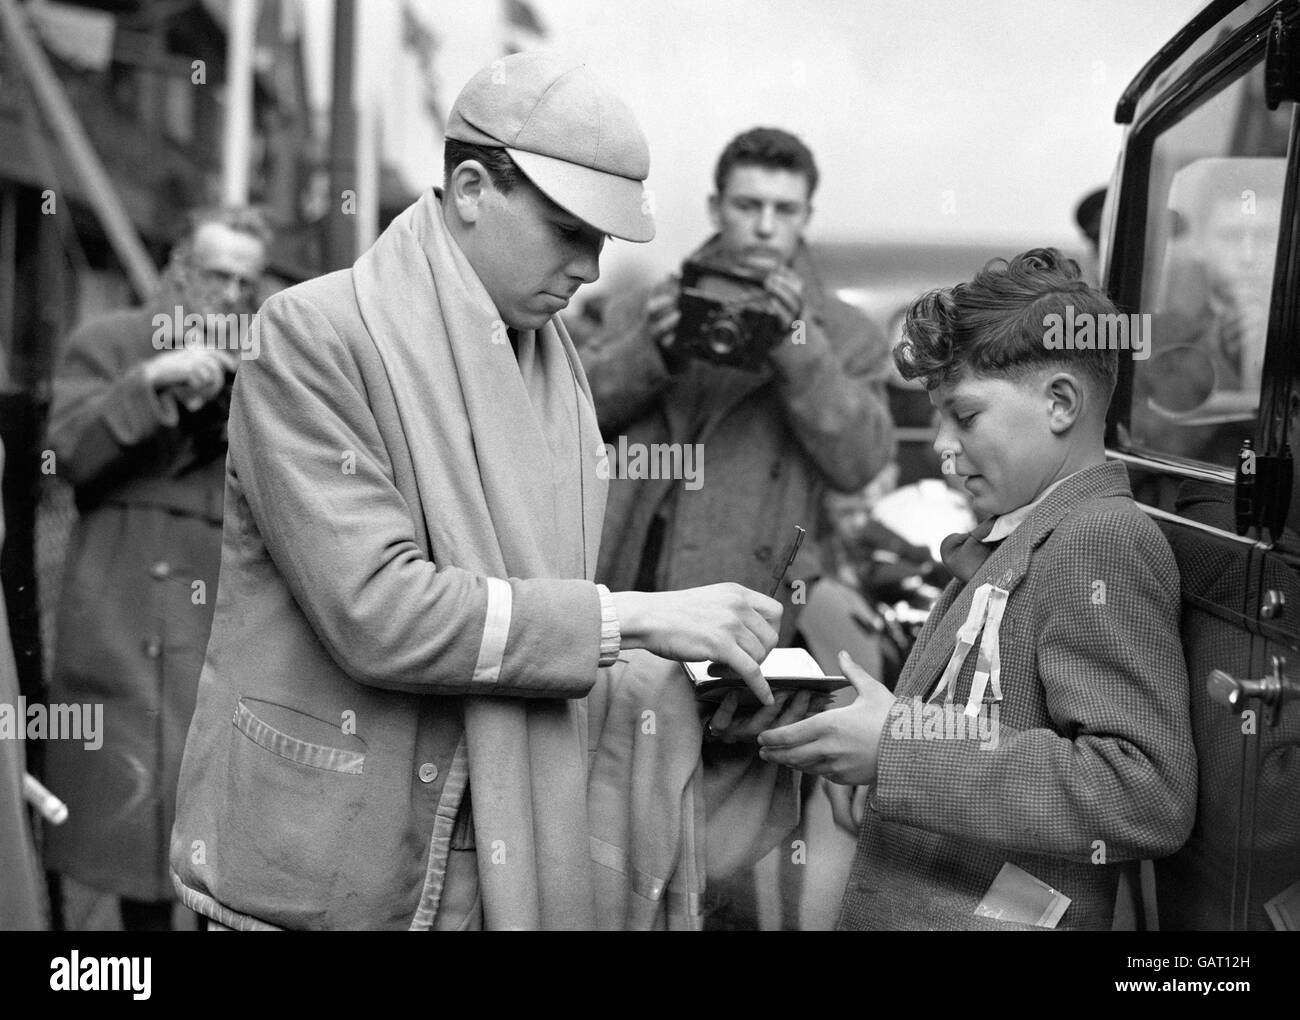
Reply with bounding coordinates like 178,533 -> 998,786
1105,0 -> 1300,930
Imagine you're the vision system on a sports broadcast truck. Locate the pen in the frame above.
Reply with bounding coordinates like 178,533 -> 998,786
768,525 -> 806,598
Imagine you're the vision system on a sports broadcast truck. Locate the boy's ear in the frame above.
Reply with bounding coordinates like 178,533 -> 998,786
1045,371 -> 1086,434
707,192 -> 721,232
447,160 -> 491,226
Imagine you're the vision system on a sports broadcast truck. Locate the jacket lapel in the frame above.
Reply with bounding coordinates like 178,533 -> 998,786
895,461 -> 1132,701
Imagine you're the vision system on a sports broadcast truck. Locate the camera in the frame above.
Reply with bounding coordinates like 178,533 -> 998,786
673,257 -> 790,371
177,363 -> 237,469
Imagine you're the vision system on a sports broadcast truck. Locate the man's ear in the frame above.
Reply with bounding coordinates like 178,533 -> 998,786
447,161 -> 491,226
1045,371 -> 1086,434
707,192 -> 721,232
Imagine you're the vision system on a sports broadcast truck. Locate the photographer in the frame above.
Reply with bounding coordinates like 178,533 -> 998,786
581,127 -> 895,644
42,206 -> 269,930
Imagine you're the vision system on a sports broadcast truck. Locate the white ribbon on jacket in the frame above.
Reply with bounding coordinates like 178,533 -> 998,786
928,582 -> 1009,717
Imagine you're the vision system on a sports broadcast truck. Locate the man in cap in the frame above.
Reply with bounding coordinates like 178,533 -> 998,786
169,51 -> 798,931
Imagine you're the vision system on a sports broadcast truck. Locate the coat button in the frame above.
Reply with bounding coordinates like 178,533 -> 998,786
418,763 -> 439,784
143,638 -> 162,659
150,561 -> 171,580
754,545 -> 772,563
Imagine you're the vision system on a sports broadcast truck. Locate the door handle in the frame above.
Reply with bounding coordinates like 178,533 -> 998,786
1206,655 -> 1300,930
1208,656 -> 1300,723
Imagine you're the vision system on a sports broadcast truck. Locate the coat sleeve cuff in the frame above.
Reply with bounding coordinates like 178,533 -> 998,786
595,583 -> 622,667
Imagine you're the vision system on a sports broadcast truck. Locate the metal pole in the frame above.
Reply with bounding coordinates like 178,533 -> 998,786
327,0 -> 357,268
221,0 -> 259,206
0,0 -> 158,299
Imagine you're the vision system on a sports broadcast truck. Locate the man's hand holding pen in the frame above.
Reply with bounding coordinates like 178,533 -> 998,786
613,583 -> 782,705
702,524 -> 825,742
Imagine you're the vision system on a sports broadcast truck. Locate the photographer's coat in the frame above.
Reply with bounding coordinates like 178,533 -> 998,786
580,238 -> 895,636
43,307 -> 225,902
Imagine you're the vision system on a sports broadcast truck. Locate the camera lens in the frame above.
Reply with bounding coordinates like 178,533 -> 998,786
706,317 -> 744,357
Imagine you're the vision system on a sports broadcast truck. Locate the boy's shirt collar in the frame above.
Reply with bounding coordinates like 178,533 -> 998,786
981,473 -> 1077,543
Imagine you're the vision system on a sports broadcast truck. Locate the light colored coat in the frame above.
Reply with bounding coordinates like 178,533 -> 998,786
168,266 -> 607,930
171,194 -> 800,930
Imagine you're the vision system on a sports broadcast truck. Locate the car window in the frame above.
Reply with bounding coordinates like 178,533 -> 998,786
1125,59 -> 1291,474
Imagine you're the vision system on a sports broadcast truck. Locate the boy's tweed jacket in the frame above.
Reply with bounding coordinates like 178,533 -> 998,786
839,461 -> 1197,930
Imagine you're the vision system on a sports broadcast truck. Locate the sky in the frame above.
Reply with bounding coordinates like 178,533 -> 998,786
304,0 -> 1208,284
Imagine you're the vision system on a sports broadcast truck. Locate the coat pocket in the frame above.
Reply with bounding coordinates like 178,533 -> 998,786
232,698 -> 365,774
219,698 -> 369,928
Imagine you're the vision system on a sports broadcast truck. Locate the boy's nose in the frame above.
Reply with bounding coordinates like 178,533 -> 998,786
933,428 -> 962,474
932,421 -> 958,458
755,205 -> 776,238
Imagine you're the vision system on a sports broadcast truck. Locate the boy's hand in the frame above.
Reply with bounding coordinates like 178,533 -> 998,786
704,688 -> 828,744
824,780 -> 870,834
757,651 -> 895,785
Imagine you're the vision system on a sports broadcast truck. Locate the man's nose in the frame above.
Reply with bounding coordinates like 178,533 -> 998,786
755,205 -> 776,238
220,279 -> 242,306
568,240 -> 602,285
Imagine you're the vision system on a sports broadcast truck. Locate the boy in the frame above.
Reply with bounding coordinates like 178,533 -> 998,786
759,248 -> 1197,930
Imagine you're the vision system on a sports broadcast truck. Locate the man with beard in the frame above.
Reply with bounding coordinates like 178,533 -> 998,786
42,207 -> 269,930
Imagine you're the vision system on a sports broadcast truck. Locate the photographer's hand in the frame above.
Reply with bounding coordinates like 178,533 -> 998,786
144,347 -> 230,411
763,266 -> 805,322
643,277 -> 682,362
613,583 -> 782,705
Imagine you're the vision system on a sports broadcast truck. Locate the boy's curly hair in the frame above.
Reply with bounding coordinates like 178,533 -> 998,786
894,248 -> 1119,397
